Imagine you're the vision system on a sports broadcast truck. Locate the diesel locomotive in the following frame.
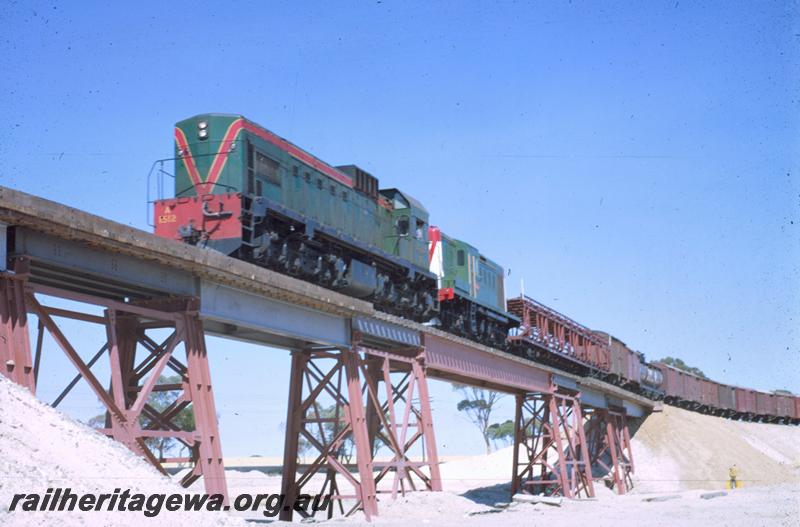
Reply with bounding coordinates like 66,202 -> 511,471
153,113 -> 799,425
153,114 -> 515,347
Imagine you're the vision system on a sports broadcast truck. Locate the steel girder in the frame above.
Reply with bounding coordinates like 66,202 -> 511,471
199,281 -> 350,348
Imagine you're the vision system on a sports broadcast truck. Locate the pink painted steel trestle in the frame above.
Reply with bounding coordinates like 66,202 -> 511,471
511,389 -> 595,499
1,256 -> 640,522
0,259 -> 35,392
0,258 -> 227,498
279,331 -> 441,521
584,406 -> 635,494
510,385 -> 637,499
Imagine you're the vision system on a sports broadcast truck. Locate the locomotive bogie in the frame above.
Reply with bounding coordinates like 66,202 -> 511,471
243,197 -> 438,320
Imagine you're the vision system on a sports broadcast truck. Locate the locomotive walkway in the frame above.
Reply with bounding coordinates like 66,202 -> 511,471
0,185 -> 655,520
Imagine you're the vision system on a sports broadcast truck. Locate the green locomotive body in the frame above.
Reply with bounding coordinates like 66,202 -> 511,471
158,113 -> 436,319
171,114 -> 429,266
428,226 -> 515,347
155,113 -> 514,335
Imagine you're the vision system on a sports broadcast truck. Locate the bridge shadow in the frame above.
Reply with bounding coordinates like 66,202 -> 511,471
628,415 -> 645,438
459,482 -> 513,506
457,415 -> 650,505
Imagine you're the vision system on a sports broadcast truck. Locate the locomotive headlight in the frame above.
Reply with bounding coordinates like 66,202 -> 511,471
197,120 -> 208,130
198,129 -> 209,140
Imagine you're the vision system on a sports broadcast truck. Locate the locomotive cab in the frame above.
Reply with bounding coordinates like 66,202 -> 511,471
378,188 -> 430,266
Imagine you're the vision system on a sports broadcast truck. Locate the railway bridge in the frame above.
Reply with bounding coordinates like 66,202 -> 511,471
0,186 -> 656,520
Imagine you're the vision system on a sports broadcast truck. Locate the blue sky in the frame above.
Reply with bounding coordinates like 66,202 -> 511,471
1,1 -> 798,456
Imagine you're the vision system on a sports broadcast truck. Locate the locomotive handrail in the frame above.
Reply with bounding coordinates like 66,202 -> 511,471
146,155 -> 238,227
175,181 -> 239,198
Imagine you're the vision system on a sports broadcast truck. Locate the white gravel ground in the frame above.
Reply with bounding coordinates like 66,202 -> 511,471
0,376 -> 246,527
344,484 -> 800,527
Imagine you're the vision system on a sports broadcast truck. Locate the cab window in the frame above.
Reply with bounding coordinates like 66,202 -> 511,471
255,152 -> 281,186
415,219 -> 425,240
396,215 -> 410,236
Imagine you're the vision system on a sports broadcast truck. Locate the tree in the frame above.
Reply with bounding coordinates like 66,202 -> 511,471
283,404 -> 356,463
140,374 -> 195,460
84,374 -> 194,461
85,413 -> 106,429
453,384 -> 505,454
659,356 -> 707,379
486,419 -> 515,450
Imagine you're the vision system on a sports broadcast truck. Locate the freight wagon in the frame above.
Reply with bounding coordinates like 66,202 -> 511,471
775,395 -> 796,423
716,384 -> 737,417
